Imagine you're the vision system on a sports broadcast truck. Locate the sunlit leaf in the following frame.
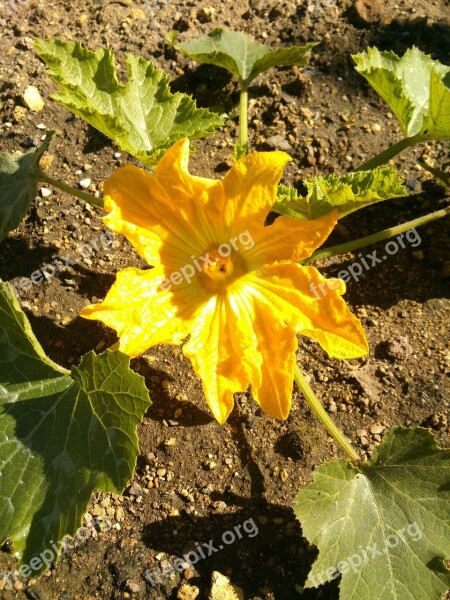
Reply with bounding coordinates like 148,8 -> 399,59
293,427 -> 450,600
233,143 -> 247,161
353,46 -> 450,139
176,28 -> 316,88
273,166 -> 407,220
0,281 -> 151,575
0,131 -> 55,243
35,38 -> 225,168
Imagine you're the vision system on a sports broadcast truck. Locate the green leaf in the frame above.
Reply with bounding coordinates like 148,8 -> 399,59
34,38 -> 224,168
176,28 -> 316,89
233,143 -> 247,161
166,30 -> 178,46
353,46 -> 450,139
0,131 -> 55,243
273,166 -> 407,220
0,281 -> 151,574
293,427 -> 450,600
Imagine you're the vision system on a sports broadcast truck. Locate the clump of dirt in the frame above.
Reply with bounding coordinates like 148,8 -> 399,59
0,1 -> 449,599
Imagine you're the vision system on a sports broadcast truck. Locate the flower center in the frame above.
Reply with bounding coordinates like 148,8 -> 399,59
202,250 -> 234,281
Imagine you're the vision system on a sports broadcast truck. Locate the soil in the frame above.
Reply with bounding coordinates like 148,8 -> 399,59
0,0 -> 449,599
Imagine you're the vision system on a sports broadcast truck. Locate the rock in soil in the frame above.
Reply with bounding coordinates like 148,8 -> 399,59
178,583 -> 201,600
353,0 -> 384,24
209,571 -> 244,600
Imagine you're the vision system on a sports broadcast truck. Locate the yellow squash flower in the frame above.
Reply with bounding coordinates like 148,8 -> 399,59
81,139 -> 368,423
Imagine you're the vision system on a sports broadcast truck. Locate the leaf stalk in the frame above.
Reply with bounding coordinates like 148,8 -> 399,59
356,134 -> 423,171
239,85 -> 249,154
39,172 -> 104,208
307,206 -> 450,262
294,365 -> 360,463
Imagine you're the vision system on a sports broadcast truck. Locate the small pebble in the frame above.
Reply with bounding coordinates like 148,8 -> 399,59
209,571 -> 244,600
79,178 -> 92,189
13,105 -> 27,122
40,187 -> 52,198
178,583 -> 200,600
385,336 -> 412,360
370,424 -> 384,435
197,6 -> 215,22
22,85 -> 45,111
125,580 -> 141,593
328,400 -> 338,413
77,13 -> 89,25
128,483 -> 144,496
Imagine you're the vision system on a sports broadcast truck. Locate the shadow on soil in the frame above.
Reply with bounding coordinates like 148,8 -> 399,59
142,415 -> 340,600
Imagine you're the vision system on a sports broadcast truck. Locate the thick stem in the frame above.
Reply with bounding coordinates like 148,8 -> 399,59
39,173 -> 104,209
355,134 -> 423,171
417,159 -> 450,187
307,206 -> 450,262
294,365 -> 360,463
239,86 -> 249,154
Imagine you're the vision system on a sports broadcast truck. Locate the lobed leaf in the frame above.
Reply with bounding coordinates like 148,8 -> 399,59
273,166 -> 407,220
0,281 -> 151,575
293,427 -> 450,600
0,131 -> 55,243
176,28 -> 316,88
353,46 -> 450,139
35,39 -> 225,167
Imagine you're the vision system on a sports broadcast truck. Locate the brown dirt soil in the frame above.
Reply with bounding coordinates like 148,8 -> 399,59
0,0 -> 449,599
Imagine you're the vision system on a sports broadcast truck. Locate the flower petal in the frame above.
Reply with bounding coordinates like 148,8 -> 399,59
183,280 -> 298,422
103,166 -> 200,266
245,263 -> 368,359
222,150 -> 291,232
155,139 -> 225,225
183,290 -> 259,424
242,290 -> 297,419
245,211 -> 339,270
80,266 -> 194,357
102,139 -> 226,267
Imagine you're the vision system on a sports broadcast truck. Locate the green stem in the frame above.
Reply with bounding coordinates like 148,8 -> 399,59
239,86 -> 249,154
39,172 -> 104,209
356,134 -> 423,171
417,159 -> 450,187
307,206 -> 450,262
294,365 -> 360,463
